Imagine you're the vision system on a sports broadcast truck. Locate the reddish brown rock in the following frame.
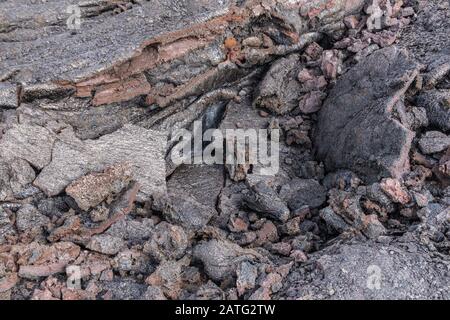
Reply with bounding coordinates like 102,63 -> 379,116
298,91 -> 327,114
290,250 -> 308,263
15,242 -> 81,279
146,257 -> 190,300
298,68 -> 314,82
255,221 -> 279,246
344,15 -> 360,29
228,217 -> 249,233
304,42 -> 324,60
380,178 -> 411,205
268,242 -> 292,256
66,163 -> 132,211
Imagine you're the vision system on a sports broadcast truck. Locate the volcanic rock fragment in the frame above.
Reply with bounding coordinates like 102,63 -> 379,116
34,125 -> 166,198
106,218 -> 154,242
319,207 -> 351,234
0,83 -> 18,109
418,131 -> 450,155
279,178 -> 327,210
48,183 -> 141,245
243,181 -> 290,223
158,191 -> 216,231
16,242 -> 81,279
254,54 -> 303,115
321,50 -> 341,80
141,286 -> 167,300
236,261 -> 258,296
167,164 -> 224,211
18,99 -> 150,140
0,208 -> 16,245
278,240 -> 450,299
0,0 -> 233,84
379,178 -> 411,205
315,46 -> 421,183
15,204 -> 50,235
323,170 -> 362,191
416,90 -> 450,133
423,57 -> 450,90
304,42 -> 323,61
146,257 -> 190,300
0,273 -> 18,297
435,148 -> 450,186
0,159 -> 36,201
327,189 -> 386,238
193,239 -> 263,282
143,222 -> 189,262
0,124 -> 55,170
298,91 -> 327,114
113,249 -> 151,274
216,182 -> 247,228
101,280 -> 148,300
66,163 -> 132,211
344,15 -> 360,29
189,281 -> 226,300
254,220 -> 279,246
354,214 -> 386,239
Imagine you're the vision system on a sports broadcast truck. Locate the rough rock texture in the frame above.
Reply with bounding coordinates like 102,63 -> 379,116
87,235 -> 125,255
278,240 -> 450,300
167,164 -> 224,211
315,46 -> 420,183
244,181 -> 290,222
418,131 -> 450,154
0,83 -> 18,109
0,159 -> 36,201
159,191 -> 217,231
254,54 -> 303,115
66,163 -> 133,211
417,90 -> 450,133
1,0 -> 450,302
0,0 -> 233,84
0,124 -> 55,169
193,239 -> 262,282
143,222 -> 189,262
279,178 -> 327,210
34,125 -> 166,198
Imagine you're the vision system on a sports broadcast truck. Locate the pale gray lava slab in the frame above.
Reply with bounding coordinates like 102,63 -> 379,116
34,124 -> 167,198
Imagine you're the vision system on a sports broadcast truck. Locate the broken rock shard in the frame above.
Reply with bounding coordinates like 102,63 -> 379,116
0,83 -> 18,109
65,163 -> 133,211
315,46 -> 420,183
0,124 -> 55,170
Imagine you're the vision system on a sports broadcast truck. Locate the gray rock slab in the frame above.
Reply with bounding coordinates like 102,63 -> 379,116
315,46 -> 420,183
0,124 -> 55,169
34,124 -> 167,198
